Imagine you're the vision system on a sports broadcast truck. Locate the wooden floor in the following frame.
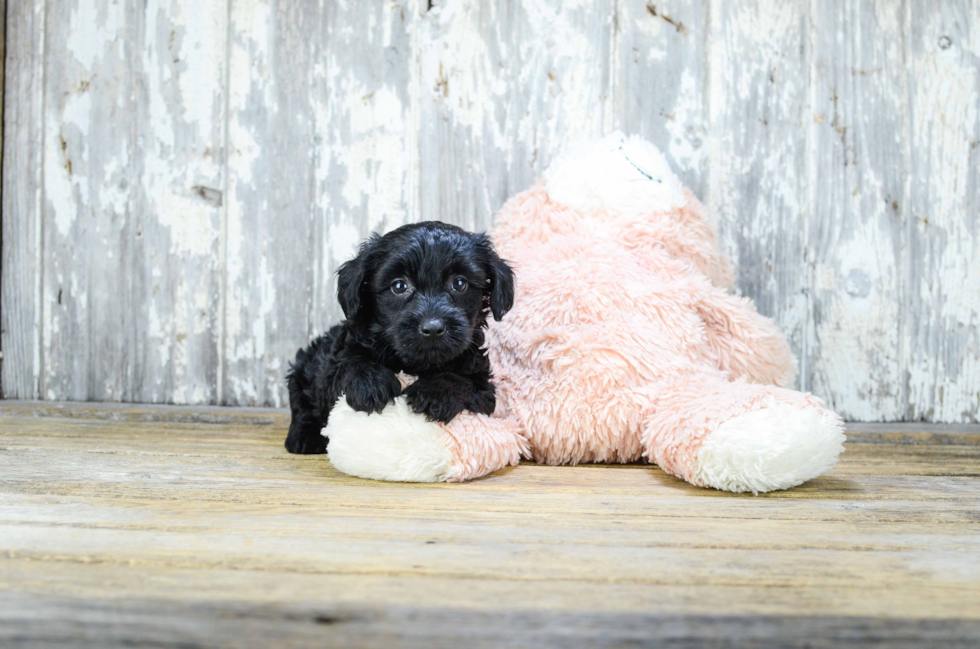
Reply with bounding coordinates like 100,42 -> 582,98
1,402 -> 979,648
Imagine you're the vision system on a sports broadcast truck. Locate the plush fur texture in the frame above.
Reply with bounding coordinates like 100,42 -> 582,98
327,396 -> 454,482
693,401 -> 845,494
323,133 -> 846,493
325,374 -> 528,483
285,222 -> 514,455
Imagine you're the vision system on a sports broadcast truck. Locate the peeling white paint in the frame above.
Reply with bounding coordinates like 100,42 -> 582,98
45,95 -> 89,238
333,83 -> 412,230
805,0 -> 911,421
329,222 -> 362,265
665,69 -> 704,182
65,0 -> 123,71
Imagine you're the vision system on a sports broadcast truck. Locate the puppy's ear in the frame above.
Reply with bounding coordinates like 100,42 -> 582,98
489,258 -> 515,321
337,235 -> 379,320
477,235 -> 515,321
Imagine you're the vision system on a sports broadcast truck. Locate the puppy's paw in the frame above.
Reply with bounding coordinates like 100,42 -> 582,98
404,376 -> 468,424
467,388 -> 496,416
285,426 -> 328,455
344,366 -> 402,414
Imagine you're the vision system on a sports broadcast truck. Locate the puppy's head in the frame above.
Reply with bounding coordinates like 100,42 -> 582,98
337,222 -> 514,368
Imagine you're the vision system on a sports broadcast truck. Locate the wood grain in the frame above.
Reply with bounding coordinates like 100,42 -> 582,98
223,0 -> 320,407
41,0 -> 132,401
130,0 -> 227,405
808,0 -> 908,421
1,0 -> 978,420
3,593 -> 979,649
1,407 -> 980,645
0,0 -> 5,394
1,0 -> 46,400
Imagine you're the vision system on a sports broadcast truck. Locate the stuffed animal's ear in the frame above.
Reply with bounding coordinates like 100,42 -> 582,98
477,235 -> 515,321
337,235 -> 378,320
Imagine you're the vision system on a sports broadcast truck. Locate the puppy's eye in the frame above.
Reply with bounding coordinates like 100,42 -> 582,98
451,277 -> 468,292
391,280 -> 409,295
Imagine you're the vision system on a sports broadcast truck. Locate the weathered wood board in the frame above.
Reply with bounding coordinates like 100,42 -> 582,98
906,0 -> 980,422
2,0 -> 44,404
2,0 -> 978,421
1,406 -> 980,646
808,0 -> 909,420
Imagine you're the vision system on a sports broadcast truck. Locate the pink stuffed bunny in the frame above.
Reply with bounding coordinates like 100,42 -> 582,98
325,133 -> 845,493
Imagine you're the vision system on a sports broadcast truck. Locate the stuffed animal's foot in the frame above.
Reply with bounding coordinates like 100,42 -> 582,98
323,397 -> 527,483
643,379 -> 845,493
691,401 -> 844,493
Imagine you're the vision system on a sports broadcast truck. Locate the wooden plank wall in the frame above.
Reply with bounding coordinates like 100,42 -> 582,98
2,0 -> 978,422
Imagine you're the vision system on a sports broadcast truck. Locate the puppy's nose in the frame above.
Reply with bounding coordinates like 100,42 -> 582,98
419,318 -> 446,338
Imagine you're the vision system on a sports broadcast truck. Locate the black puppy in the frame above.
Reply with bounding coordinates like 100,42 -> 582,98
284,221 -> 515,454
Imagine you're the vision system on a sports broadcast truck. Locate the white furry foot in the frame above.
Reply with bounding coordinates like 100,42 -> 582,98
692,402 -> 846,494
324,397 -> 453,483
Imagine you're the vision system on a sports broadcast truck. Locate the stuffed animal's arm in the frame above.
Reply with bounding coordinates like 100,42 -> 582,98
695,287 -> 796,387
621,191 -> 735,290
325,394 -> 527,483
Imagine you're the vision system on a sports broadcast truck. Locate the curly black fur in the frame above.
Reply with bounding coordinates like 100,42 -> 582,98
284,221 -> 515,454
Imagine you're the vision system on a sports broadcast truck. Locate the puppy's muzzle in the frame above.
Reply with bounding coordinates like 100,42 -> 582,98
419,317 -> 446,339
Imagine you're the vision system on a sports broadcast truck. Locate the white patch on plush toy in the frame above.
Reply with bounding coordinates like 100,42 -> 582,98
324,396 -> 453,483
544,131 -> 687,215
693,402 -> 846,494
